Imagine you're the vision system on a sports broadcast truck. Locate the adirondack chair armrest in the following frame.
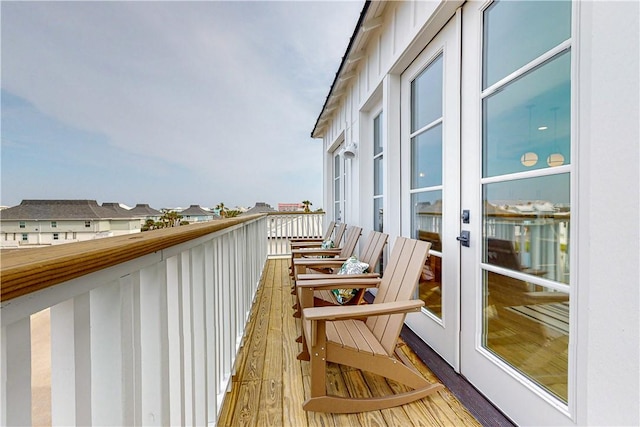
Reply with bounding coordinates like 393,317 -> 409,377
293,259 -> 347,269
296,272 -> 380,281
293,256 -> 349,267
292,248 -> 343,257
290,237 -> 324,243
303,300 -> 425,321
296,277 -> 382,290
291,246 -> 332,255
290,241 -> 324,249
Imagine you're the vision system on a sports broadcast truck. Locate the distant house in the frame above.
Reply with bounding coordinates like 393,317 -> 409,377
0,200 -> 141,247
277,203 -> 304,212
179,204 -> 215,223
242,202 -> 276,215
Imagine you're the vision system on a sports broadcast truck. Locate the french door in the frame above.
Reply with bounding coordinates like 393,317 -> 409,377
459,1 -> 574,425
401,2 -> 575,424
401,14 -> 461,369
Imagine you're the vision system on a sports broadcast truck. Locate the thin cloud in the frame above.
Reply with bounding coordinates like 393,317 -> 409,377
1,1 -> 362,208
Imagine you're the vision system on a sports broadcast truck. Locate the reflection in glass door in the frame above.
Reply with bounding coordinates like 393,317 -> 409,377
480,0 -> 572,404
410,53 -> 444,318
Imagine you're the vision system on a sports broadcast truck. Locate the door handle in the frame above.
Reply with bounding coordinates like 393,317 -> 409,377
456,230 -> 470,247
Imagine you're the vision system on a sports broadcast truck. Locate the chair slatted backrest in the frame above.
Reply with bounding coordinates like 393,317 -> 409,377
332,223 -> 347,247
322,221 -> 336,240
338,226 -> 363,258
358,231 -> 389,273
367,237 -> 431,354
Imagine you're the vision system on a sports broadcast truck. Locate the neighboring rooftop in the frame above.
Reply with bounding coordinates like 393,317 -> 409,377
180,204 -> 216,217
102,202 -> 135,217
128,203 -> 163,217
242,202 -> 277,215
0,200 -> 131,220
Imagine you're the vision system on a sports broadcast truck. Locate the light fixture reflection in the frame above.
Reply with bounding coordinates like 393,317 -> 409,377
547,153 -> 565,167
520,152 -> 538,167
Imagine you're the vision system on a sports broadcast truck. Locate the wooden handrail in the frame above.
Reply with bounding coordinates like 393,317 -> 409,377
0,214 -> 266,302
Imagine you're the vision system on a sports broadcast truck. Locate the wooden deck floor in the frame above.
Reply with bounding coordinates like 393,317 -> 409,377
217,257 -> 481,427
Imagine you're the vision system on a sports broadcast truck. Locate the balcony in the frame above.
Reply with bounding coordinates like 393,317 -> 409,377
1,213 -> 503,426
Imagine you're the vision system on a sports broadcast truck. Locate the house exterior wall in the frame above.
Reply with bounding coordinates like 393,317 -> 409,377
1,218 -> 141,246
315,1 -> 639,425
575,1 -> 639,424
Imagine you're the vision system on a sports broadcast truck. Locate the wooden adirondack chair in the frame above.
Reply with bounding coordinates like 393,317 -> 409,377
288,223 -> 348,276
297,237 -> 444,413
290,222 -> 345,249
290,226 -> 362,280
292,231 -> 389,316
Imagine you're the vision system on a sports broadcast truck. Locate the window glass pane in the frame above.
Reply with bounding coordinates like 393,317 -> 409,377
411,123 -> 443,189
484,271 -> 569,402
374,156 -> 383,196
374,113 -> 383,156
333,154 -> 340,179
411,54 -> 443,132
483,0 -> 571,88
412,190 -> 442,247
483,174 -> 570,285
412,190 -> 443,318
483,51 -> 571,177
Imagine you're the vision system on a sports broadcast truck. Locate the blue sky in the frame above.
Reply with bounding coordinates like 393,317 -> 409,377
1,1 -> 363,210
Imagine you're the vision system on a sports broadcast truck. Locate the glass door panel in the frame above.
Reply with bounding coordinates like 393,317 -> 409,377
412,190 -> 443,317
459,1 -> 573,421
483,51 -> 571,177
333,151 -> 342,222
482,0 -> 572,89
410,55 -> 444,319
373,112 -> 384,273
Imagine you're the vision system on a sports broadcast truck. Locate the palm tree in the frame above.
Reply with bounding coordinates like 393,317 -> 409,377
215,202 -> 228,218
301,200 -> 312,213
159,210 -> 183,228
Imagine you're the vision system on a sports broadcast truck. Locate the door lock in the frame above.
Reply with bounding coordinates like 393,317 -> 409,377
461,209 -> 470,224
456,230 -> 470,247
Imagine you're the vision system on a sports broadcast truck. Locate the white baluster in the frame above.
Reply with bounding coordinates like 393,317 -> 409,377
190,245 -> 208,425
2,317 -> 31,426
139,262 -> 169,426
165,255 -> 185,426
90,280 -> 123,425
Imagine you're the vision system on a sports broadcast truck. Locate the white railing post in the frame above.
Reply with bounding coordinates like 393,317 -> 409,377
120,273 -> 141,426
50,293 -> 92,426
204,240 -> 218,421
165,255 -> 185,426
139,263 -> 170,425
1,317 -> 31,426
189,245 -> 208,426
90,280 -> 123,425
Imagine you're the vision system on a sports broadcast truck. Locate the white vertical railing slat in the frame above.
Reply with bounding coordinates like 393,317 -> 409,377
2,317 -> 31,426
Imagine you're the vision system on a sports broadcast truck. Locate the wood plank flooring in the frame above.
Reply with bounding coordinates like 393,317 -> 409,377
217,257 -> 481,427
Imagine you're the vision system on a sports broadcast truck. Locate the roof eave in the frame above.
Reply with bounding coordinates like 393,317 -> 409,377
310,0 -> 375,139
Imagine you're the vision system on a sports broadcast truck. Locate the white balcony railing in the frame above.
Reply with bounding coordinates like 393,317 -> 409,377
266,212 -> 325,255
1,215 -> 267,426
